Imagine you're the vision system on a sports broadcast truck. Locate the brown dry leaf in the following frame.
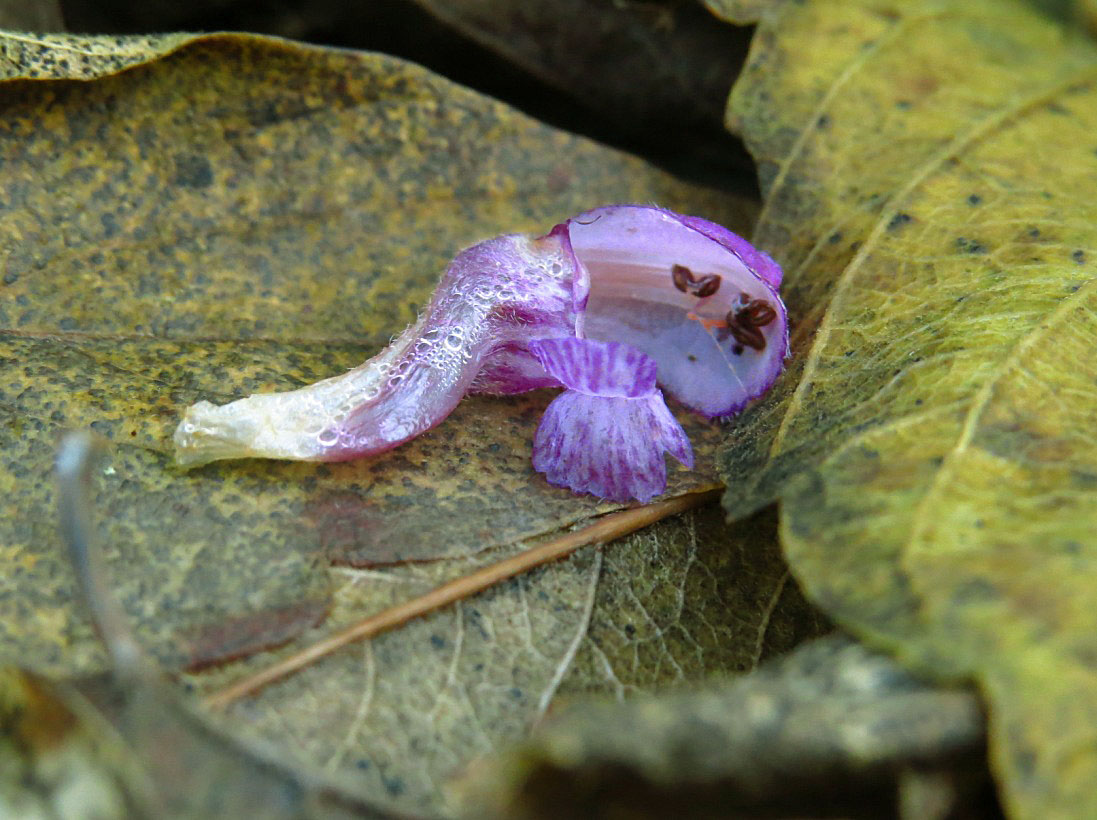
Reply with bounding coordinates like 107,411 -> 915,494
0,30 -> 828,815
459,636 -> 989,819
411,0 -> 755,183
190,503 -> 826,815
715,0 -> 1097,815
0,0 -> 63,32
0,29 -> 753,674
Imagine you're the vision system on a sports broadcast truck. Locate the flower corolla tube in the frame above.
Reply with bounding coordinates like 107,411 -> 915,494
174,205 -> 788,502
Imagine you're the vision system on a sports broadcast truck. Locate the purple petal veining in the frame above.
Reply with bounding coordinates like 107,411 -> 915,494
174,232 -> 580,466
529,338 -> 692,503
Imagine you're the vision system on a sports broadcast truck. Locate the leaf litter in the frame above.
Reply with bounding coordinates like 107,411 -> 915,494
716,0 -> 1097,815
0,30 -> 825,815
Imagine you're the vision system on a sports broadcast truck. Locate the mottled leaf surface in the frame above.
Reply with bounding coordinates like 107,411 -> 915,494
719,0 -> 1097,815
0,30 -> 829,816
191,503 -> 826,815
0,31 -> 757,675
0,30 -> 193,79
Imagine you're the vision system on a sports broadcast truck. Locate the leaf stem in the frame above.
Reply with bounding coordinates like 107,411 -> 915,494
203,487 -> 722,709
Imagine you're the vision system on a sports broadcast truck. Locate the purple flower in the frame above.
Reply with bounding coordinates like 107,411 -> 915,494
529,338 -> 692,503
563,205 -> 788,418
174,205 -> 787,502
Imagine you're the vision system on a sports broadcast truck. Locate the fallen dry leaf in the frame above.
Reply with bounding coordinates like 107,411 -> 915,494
459,635 -> 989,819
191,502 -> 826,815
0,30 -> 826,815
411,0 -> 755,184
715,0 -> 1097,815
0,29 -> 753,675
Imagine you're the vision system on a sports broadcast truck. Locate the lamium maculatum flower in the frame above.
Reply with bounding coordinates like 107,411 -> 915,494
528,337 -> 692,503
174,205 -> 788,502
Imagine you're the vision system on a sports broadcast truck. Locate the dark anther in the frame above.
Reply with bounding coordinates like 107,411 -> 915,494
726,322 -> 766,351
741,301 -> 777,327
671,264 -> 721,298
694,276 -> 721,298
725,296 -> 777,352
671,264 -> 691,293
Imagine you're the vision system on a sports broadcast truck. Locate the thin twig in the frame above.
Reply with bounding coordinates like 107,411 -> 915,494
204,487 -> 722,709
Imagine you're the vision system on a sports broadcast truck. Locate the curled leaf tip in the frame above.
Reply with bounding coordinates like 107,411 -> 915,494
173,204 -> 787,501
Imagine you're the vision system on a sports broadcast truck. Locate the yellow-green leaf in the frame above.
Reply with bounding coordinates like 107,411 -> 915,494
720,0 -> 1097,815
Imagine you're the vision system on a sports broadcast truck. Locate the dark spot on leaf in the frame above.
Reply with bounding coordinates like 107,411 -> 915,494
1013,750 -> 1036,778
828,231 -> 843,245
956,237 -> 987,254
1070,469 -> 1097,489
967,193 -> 982,205
430,634 -> 446,649
886,212 -> 912,231
100,211 -> 119,238
1074,645 -> 1097,670
183,597 -> 330,671
815,114 -> 830,129
895,99 -> 912,110
1072,250 -> 1085,264
624,623 -> 636,637
382,776 -> 406,797
173,153 -> 214,189
952,578 -> 997,604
